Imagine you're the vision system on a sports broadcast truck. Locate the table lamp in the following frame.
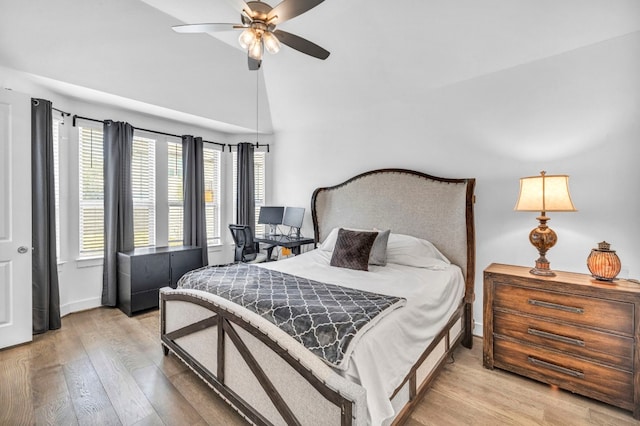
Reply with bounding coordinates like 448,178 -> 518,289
514,171 -> 577,276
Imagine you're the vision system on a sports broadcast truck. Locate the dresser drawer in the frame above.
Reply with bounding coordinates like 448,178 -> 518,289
494,337 -> 633,407
493,311 -> 634,370
494,282 -> 634,335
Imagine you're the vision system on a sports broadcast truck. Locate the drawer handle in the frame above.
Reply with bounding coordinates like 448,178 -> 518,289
528,299 -> 584,314
527,328 -> 585,347
527,356 -> 584,378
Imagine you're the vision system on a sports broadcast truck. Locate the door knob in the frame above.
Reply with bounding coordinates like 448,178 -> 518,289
17,246 -> 29,254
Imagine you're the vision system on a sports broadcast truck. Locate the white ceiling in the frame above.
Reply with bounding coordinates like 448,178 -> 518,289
1,0 -> 639,135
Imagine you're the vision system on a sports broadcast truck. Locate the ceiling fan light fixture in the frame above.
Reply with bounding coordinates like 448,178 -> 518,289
238,28 -> 257,49
263,31 -> 280,54
248,35 -> 264,61
174,0 -> 330,70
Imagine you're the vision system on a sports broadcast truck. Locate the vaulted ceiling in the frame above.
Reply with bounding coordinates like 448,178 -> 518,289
1,0 -> 639,135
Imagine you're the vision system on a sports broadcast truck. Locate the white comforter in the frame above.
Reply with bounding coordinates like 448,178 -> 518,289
259,249 -> 465,425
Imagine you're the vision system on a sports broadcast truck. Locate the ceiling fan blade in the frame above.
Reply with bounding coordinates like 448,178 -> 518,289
267,0 -> 324,25
273,30 -> 330,60
172,23 -> 242,33
248,56 -> 262,71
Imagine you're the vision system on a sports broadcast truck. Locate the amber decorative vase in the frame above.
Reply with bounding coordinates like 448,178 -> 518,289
587,241 -> 621,281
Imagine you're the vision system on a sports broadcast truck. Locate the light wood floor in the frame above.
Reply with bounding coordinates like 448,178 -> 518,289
1,307 -> 637,426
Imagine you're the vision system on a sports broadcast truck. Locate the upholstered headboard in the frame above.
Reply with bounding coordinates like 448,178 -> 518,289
311,169 -> 476,342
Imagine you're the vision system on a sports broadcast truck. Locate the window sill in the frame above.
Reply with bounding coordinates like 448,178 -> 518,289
75,256 -> 104,268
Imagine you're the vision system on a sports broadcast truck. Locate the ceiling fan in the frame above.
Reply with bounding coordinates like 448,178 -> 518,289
172,0 -> 330,70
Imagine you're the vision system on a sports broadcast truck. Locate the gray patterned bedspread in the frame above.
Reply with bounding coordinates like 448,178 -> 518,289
177,263 -> 406,368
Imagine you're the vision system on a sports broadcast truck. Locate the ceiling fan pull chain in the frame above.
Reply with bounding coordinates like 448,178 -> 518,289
256,68 -> 259,144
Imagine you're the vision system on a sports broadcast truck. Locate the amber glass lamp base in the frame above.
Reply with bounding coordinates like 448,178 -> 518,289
530,260 -> 556,276
528,216 -> 557,277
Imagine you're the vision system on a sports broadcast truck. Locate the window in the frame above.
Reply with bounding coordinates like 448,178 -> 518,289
131,136 -> 155,248
204,145 -> 221,245
52,115 -> 62,257
167,141 -> 183,246
233,150 -> 267,234
79,128 -> 156,255
78,126 -> 104,256
77,126 -> 226,257
254,152 -> 266,234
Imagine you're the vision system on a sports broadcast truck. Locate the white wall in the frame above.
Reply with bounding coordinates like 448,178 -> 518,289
269,33 -> 640,336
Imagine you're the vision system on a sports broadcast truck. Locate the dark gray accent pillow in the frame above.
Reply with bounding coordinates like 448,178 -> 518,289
369,229 -> 390,266
330,229 -> 378,271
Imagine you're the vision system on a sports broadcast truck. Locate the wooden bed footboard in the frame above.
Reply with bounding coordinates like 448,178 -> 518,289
160,288 -> 469,425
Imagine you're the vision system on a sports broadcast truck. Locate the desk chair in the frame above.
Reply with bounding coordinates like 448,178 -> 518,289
228,224 -> 270,263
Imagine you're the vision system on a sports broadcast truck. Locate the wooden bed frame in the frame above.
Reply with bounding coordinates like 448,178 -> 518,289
160,168 -> 476,425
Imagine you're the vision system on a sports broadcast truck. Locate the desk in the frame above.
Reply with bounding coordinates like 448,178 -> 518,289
254,234 -> 316,259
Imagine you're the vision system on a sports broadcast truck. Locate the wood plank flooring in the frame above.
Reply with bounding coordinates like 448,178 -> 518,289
0,307 -> 637,425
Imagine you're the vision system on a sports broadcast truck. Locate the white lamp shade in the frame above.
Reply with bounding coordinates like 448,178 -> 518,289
248,37 -> 263,61
239,28 -> 256,49
263,32 -> 280,54
514,173 -> 577,212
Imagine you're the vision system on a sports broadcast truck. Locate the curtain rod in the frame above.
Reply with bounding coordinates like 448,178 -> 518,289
227,142 -> 270,153
71,114 -> 226,148
52,107 -> 71,117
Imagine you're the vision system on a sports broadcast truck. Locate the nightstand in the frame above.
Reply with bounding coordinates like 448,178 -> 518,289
483,263 -> 640,419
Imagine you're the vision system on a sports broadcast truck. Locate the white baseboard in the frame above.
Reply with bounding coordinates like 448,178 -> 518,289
60,297 -> 101,317
473,320 -> 483,338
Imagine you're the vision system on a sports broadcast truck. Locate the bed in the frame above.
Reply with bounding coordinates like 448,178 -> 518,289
160,168 -> 476,425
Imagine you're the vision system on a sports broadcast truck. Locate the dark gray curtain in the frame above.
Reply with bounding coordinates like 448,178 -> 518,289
102,121 -> 134,306
182,135 -> 208,266
31,98 -> 61,333
236,142 -> 255,230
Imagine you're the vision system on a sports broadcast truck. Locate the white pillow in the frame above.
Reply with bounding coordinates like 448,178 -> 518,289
386,233 -> 450,269
319,227 -> 390,266
318,227 -> 341,251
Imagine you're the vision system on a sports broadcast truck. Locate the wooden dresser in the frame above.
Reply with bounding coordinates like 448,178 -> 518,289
483,263 -> 640,419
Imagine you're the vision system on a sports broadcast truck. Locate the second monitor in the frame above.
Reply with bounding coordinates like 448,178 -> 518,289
283,207 -> 305,237
282,207 -> 304,228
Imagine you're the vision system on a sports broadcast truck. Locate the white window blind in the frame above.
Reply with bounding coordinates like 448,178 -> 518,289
52,116 -> 62,257
167,141 -> 183,246
204,145 -> 221,245
131,136 -> 156,248
79,127 -> 156,255
78,126 -> 105,256
232,150 -> 266,234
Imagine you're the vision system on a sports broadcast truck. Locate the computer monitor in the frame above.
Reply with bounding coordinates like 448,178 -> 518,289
282,207 -> 305,236
258,206 -> 284,235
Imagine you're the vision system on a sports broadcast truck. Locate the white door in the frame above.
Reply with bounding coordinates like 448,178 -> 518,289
0,89 -> 32,349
